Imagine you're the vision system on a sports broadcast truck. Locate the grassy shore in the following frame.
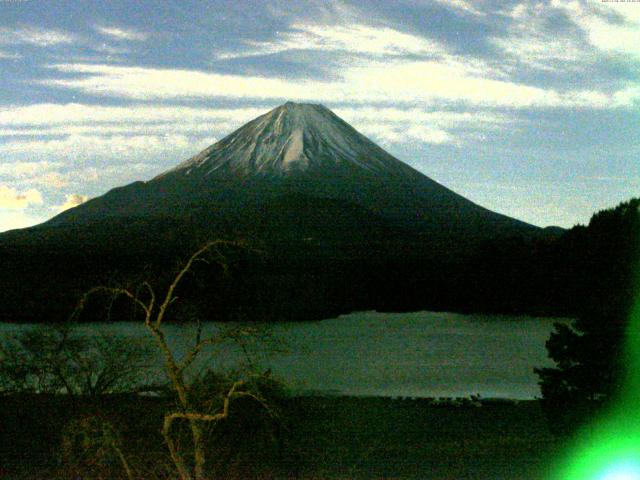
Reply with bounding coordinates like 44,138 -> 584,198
1,394 -> 561,479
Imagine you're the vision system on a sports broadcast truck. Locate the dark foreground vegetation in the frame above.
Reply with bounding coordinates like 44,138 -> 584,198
1,394 -> 560,479
535,198 -> 639,435
0,198 -> 637,478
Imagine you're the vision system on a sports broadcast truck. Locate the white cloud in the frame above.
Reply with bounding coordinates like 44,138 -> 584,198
41,62 -> 627,109
355,123 -> 404,144
431,0 -> 486,16
0,161 -> 62,177
0,50 -> 22,60
0,133 -> 213,191
28,172 -> 69,188
216,20 -> 509,86
335,107 -> 510,128
0,133 -> 207,159
40,63 -> 323,100
405,125 -> 455,144
551,0 -> 640,61
54,193 -> 89,212
217,23 -> 443,59
491,2 -> 591,72
0,210 -> 45,232
0,185 -> 43,209
340,59 -> 614,108
0,122 -> 236,138
95,25 -> 148,42
334,106 -> 512,146
494,36 -> 587,71
0,131 -> 214,201
489,0 -> 640,95
0,161 -> 69,188
613,85 -> 640,107
357,122 -> 454,145
92,43 -> 131,56
0,103 -> 266,127
0,161 -> 69,186
0,26 -> 75,47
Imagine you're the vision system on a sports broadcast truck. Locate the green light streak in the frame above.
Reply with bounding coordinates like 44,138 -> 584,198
552,257 -> 640,479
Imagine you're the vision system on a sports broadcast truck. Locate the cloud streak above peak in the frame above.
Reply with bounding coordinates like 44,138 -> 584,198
0,25 -> 75,47
216,23 -> 444,60
95,25 -> 149,42
40,61 -> 635,110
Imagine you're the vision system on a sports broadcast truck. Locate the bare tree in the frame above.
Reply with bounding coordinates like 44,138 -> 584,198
0,323 -> 155,396
74,240 -> 276,480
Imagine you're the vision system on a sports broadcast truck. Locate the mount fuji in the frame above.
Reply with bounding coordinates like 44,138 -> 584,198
0,102 -> 550,323
43,102 -> 537,238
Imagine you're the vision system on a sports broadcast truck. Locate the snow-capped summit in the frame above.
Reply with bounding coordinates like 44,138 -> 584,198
158,102 -> 413,179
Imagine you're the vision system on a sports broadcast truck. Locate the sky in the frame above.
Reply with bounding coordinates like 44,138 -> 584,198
0,0 -> 638,232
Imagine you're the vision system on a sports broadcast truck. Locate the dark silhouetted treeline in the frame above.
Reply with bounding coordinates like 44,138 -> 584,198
0,196 -> 637,324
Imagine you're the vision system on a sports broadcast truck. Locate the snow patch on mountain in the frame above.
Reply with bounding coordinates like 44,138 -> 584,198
156,102 -> 415,179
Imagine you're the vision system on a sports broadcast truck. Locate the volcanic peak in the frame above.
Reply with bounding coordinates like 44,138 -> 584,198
158,101 -> 408,179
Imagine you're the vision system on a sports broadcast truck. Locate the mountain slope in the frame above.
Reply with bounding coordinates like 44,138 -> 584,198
44,102 -> 537,238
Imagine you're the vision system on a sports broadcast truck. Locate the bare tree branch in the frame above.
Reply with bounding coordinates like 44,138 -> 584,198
155,240 -> 237,329
164,379 -> 275,430
178,337 -> 221,374
67,239 -> 277,480
73,286 -> 152,322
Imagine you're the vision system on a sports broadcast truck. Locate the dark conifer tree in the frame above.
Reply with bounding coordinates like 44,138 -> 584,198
536,198 -> 640,434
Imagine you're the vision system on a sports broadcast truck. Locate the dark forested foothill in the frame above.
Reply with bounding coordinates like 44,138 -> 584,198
0,197 -> 638,325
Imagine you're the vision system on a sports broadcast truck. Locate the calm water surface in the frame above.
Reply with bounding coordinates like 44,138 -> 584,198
1,311 -> 568,399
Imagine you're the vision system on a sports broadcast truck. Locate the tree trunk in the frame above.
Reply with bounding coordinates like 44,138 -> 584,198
191,420 -> 207,480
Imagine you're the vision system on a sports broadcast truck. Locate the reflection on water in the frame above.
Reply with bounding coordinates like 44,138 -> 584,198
0,311 -> 568,399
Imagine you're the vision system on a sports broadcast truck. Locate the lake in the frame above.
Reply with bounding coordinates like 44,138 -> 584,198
0,311 -> 568,400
